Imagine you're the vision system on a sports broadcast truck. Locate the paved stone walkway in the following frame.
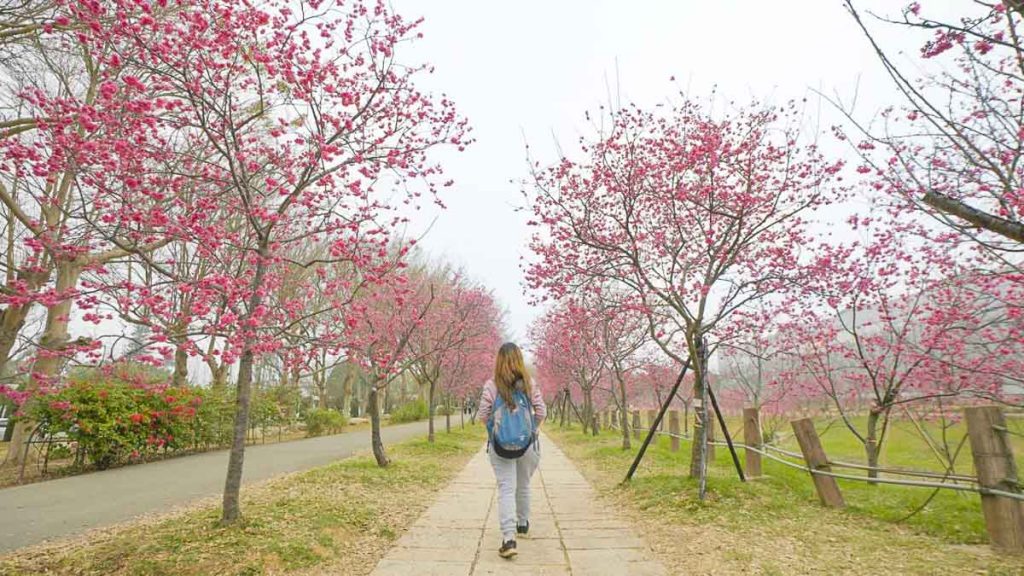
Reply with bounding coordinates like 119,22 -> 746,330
370,432 -> 667,576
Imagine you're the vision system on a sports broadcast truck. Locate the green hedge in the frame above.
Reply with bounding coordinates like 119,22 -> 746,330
303,408 -> 347,437
390,399 -> 429,423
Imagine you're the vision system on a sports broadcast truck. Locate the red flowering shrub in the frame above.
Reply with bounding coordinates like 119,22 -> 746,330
28,380 -> 203,469
21,375 -> 301,470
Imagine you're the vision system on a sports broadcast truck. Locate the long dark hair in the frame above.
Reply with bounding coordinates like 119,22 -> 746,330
494,342 -> 531,407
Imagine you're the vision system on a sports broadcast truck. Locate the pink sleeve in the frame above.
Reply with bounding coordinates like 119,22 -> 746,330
531,384 -> 547,424
477,381 -> 496,424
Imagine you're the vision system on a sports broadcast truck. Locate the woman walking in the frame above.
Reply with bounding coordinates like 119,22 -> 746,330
477,342 -> 546,559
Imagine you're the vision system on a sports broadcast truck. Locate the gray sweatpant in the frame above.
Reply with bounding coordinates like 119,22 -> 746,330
488,439 -> 541,540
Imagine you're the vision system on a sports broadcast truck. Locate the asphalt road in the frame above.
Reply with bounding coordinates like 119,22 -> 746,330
0,419 -> 435,553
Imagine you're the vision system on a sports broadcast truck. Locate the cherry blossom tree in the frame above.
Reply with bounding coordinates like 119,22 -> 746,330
627,360 -> 689,413
409,267 -> 503,441
588,290 -> 648,448
841,1 -> 1024,266
346,266 -> 438,466
147,0 -> 467,524
716,306 -> 808,436
0,2 -> 67,388
817,0 -> 1024,473
527,96 -> 843,481
430,289 -> 503,434
0,0 -> 468,524
441,337 -> 500,427
531,302 -> 606,434
786,218 -> 1021,477
0,0 -> 203,466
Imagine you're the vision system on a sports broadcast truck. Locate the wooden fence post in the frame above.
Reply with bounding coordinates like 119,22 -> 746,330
603,410 -> 610,430
668,409 -> 681,453
791,418 -> 844,508
965,406 -> 1024,552
646,409 -> 657,436
592,414 -> 600,436
632,410 -> 641,441
743,408 -> 762,479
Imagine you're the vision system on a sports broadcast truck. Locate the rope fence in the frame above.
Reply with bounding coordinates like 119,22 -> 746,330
595,407 -> 1024,504
560,402 -> 1024,551
610,419 -> 986,489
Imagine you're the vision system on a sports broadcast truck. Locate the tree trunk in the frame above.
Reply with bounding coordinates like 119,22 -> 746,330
866,408 -> 882,483
314,369 -> 327,408
689,339 -> 709,480
0,302 -> 31,378
559,390 -> 567,428
460,399 -> 465,429
353,376 -> 365,417
582,387 -> 594,435
209,360 -> 229,390
620,411 -> 631,449
221,347 -> 255,523
560,391 -> 566,427
280,365 -> 290,388
340,369 -> 354,417
618,376 -> 631,450
221,253 -> 268,524
369,384 -> 389,467
171,336 -> 189,387
0,267 -> 48,379
6,264 -> 80,467
445,395 -> 451,433
427,378 -> 436,443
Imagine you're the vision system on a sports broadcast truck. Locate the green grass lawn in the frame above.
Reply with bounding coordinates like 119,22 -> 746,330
612,411 -> 1024,544
767,412 -> 1024,472
0,425 -> 486,576
550,418 -> 1024,576
770,413 -> 1024,544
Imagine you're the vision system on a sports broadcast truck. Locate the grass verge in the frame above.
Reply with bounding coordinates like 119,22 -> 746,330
0,425 -> 485,576
548,425 -> 1024,576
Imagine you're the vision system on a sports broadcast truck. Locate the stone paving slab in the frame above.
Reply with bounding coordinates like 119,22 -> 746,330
370,432 -> 667,575
371,559 -> 473,576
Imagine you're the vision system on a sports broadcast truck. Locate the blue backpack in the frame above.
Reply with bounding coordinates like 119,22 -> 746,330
488,387 -> 535,459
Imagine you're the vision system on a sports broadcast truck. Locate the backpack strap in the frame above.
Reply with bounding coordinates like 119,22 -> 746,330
515,389 -> 538,443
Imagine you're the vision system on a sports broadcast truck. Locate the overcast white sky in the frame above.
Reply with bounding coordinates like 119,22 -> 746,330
392,0 -> 937,344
